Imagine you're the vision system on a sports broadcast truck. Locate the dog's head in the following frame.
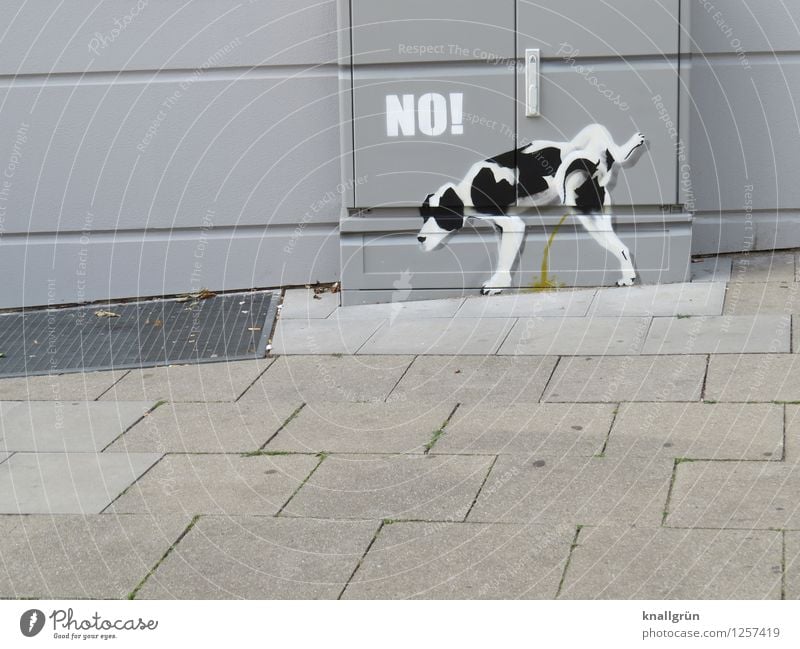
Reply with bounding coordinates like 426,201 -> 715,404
418,186 -> 465,251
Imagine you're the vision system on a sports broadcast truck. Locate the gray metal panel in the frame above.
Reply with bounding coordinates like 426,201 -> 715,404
517,63 -> 680,205
0,0 -> 337,74
689,58 -> 800,213
0,71 -> 342,233
693,211 -> 800,255
352,65 -> 515,207
351,0 -> 515,64
0,3 -> 345,309
341,212 -> 691,298
691,1 -> 800,54
0,225 -> 339,309
518,0 -> 680,58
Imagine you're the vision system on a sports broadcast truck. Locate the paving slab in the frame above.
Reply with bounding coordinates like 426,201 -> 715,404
729,252 -> 795,283
283,454 -> 493,521
387,356 -> 558,405
267,402 -> 452,454
705,354 -> 800,402
667,460 -> 800,529
560,526 -> 782,599
242,356 -> 414,403
101,359 -> 272,402
785,532 -> 800,599
343,521 -> 575,599
0,401 -> 153,452
543,355 -> 706,403
499,317 -> 650,356
110,454 -> 319,516
106,401 -> 302,453
723,282 -> 800,316
467,455 -> 674,526
0,452 -> 161,514
0,514 -> 190,598
279,288 -> 339,319
0,370 -> 127,401
432,403 -> 615,456
589,282 -> 726,317
330,298 -> 465,320
455,290 -> 595,318
271,319 -> 384,355
691,257 -> 732,283
642,315 -> 790,354
783,406 -> 800,461
607,403 -> 783,460
358,318 -> 516,356
137,516 -> 379,599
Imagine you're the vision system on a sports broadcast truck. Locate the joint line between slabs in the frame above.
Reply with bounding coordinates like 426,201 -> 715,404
337,520 -> 385,600
384,355 -> 418,403
127,514 -> 200,599
275,453 -> 327,516
555,524 -> 583,599
538,356 -> 562,403
463,455 -> 498,522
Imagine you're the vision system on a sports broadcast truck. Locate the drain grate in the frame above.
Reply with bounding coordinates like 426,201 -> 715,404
0,291 -> 278,378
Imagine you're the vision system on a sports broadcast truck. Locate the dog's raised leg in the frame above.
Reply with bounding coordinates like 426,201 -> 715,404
616,132 -> 646,162
576,213 -> 636,286
481,215 -> 525,295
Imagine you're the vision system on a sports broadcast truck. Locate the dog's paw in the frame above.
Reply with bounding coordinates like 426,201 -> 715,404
482,272 -> 512,294
616,276 -> 636,287
635,132 -> 645,146
480,287 -> 504,296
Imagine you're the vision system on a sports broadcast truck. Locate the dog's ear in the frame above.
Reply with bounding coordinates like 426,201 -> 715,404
420,193 -> 435,218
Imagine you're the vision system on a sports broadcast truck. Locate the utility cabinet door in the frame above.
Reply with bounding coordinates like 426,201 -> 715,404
350,0 -> 515,208
517,0 -> 680,207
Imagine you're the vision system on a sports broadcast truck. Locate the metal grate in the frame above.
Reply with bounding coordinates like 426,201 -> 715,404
0,291 -> 277,378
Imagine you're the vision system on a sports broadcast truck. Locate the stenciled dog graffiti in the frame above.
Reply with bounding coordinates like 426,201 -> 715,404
417,124 -> 646,294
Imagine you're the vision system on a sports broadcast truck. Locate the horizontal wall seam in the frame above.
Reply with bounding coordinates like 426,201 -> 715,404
0,63 -> 340,88
0,223 -> 339,243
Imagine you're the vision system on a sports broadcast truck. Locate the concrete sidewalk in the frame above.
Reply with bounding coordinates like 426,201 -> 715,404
1,251 -> 800,599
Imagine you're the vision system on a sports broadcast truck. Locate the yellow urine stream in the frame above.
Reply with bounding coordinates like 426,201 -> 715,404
531,213 -> 569,292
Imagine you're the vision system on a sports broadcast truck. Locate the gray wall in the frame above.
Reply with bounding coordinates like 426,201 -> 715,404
0,0 -> 343,308
690,0 -> 800,254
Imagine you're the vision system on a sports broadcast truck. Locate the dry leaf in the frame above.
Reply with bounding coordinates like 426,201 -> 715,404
247,327 -> 261,332
94,310 -> 120,318
176,288 -> 217,303
330,282 -> 341,294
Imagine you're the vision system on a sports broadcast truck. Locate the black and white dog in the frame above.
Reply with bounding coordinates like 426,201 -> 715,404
417,124 -> 646,294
